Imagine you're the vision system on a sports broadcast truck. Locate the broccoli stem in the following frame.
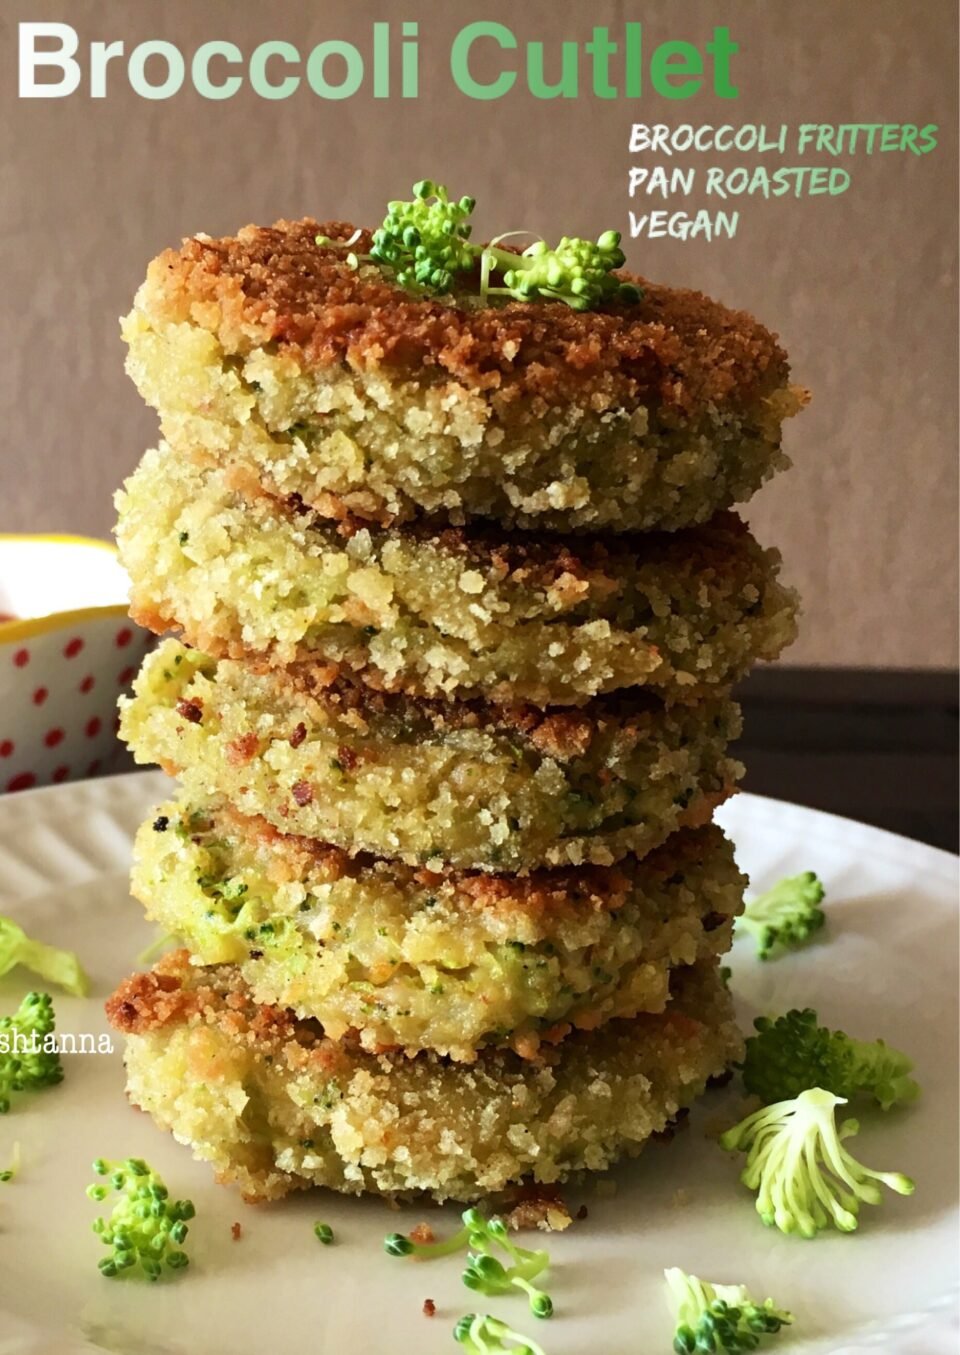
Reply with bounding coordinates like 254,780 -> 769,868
0,1140 -> 21,1182
720,1088 -> 915,1237
384,1221 -> 472,1259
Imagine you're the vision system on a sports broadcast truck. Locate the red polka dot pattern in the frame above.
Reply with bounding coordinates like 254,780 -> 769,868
2,615 -> 150,793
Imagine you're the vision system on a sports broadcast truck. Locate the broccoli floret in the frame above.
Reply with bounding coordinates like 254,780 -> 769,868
369,180 -> 477,294
479,232 -> 641,311
742,1009 -> 920,1111
384,1214 -> 472,1259
462,1214 -> 553,1318
462,1253 -> 552,1318
0,914 -> 88,995
0,1141 -> 21,1181
737,872 -> 825,959
665,1268 -> 793,1353
387,1207 -> 553,1318
453,1313 -> 547,1355
719,1087 -> 915,1237
87,1158 -> 194,1279
0,991 -> 63,1113
325,180 -> 641,312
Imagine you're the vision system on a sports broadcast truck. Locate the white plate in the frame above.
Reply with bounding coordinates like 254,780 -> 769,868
0,773 -> 956,1355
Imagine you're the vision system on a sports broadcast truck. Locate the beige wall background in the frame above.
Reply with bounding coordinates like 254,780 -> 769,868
1,0 -> 956,667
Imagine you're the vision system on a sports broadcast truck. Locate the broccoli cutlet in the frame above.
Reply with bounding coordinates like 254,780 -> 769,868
119,640 -> 743,873
122,219 -> 806,535
132,797 -> 746,1061
109,955 -> 742,1203
117,446 -> 799,706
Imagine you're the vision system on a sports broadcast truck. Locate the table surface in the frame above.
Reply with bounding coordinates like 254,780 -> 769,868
734,667 -> 958,853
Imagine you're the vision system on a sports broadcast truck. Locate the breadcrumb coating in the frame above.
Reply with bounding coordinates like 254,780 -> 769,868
116,446 -> 799,706
122,219 -> 807,532
119,640 -> 743,872
132,796 -> 745,1060
110,954 -> 742,1202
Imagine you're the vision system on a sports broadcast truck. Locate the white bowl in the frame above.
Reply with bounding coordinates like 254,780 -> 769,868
0,535 -> 152,792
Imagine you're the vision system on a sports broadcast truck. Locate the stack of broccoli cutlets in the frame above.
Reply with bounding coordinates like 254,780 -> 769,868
108,217 -> 804,1203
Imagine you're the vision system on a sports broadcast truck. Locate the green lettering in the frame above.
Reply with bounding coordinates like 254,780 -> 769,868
306,41 -> 363,100
451,21 -> 517,100
650,41 -> 703,100
372,23 -> 389,99
401,21 -> 419,98
624,22 -> 642,97
191,41 -> 242,100
880,124 -> 901,152
527,41 -> 578,99
587,27 -> 618,98
249,41 -> 300,100
706,27 -> 739,98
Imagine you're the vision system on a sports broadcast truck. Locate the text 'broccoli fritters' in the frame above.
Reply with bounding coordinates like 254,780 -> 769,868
119,640 -> 743,872
122,220 -> 806,534
133,796 -> 746,1061
116,447 -> 799,707
108,954 -> 742,1203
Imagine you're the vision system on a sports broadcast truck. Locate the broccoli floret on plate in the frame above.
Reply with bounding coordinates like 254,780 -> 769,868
737,873 -> 825,959
720,1087 -> 914,1237
664,1267 -> 792,1353
87,1157 -> 195,1279
742,1009 -> 919,1110
0,1141 -> 21,1181
387,1206 -> 554,1318
0,991 -> 63,1113
454,1312 -> 547,1355
462,1213 -> 552,1318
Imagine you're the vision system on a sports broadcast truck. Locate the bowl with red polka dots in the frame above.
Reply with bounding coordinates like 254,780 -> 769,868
0,535 -> 153,793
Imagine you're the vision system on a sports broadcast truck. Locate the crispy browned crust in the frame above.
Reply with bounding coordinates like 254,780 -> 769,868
107,950 -> 710,1065
129,476 -> 774,621
267,486 -> 767,598
502,1187 -> 573,1233
187,801 -> 734,926
261,666 -> 686,757
210,671 -> 743,777
143,218 -> 791,413
107,951 -> 325,1051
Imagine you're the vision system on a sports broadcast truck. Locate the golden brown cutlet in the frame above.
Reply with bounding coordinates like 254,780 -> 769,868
122,218 -> 807,533
109,954 -> 742,1203
119,639 -> 744,872
132,795 -> 746,1061
116,445 -> 799,706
